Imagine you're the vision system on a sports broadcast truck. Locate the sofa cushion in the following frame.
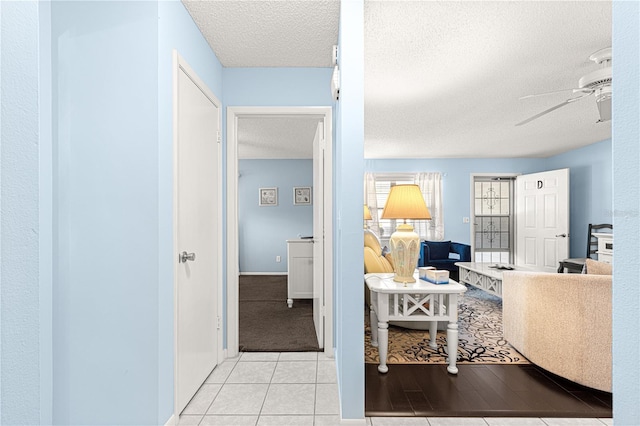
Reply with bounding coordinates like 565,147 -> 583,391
364,247 -> 394,273
585,258 -> 612,275
424,240 -> 451,260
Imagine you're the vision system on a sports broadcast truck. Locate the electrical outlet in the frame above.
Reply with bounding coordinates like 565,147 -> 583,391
463,217 -> 470,223
276,256 -> 281,262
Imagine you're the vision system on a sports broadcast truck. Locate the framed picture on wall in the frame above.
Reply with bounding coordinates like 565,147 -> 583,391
259,187 -> 278,206
293,187 -> 312,205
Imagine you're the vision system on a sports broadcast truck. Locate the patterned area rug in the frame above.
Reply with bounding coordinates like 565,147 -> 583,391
364,285 -> 530,365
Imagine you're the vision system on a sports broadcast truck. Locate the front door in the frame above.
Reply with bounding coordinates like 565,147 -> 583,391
175,54 -> 221,414
515,168 -> 569,271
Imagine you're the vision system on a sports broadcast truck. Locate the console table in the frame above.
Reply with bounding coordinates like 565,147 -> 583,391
364,272 -> 467,374
456,262 -> 548,297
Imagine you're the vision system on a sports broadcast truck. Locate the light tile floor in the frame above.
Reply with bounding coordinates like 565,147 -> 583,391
179,352 -> 613,426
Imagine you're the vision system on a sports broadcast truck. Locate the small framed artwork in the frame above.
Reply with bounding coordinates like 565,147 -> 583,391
293,187 -> 312,205
259,187 -> 278,206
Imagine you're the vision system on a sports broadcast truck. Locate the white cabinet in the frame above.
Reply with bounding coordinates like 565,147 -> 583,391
286,239 -> 313,308
593,233 -> 613,264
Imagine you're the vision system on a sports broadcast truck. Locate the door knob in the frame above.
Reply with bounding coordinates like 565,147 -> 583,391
555,233 -> 567,238
180,251 -> 196,263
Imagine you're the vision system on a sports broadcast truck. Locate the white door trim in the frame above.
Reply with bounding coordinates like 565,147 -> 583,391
226,106 -> 333,358
172,50 -> 223,421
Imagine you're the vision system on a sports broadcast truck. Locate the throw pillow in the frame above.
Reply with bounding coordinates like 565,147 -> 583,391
585,258 -> 613,275
424,240 -> 451,260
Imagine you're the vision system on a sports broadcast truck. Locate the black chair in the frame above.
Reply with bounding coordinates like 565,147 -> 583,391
557,223 -> 613,273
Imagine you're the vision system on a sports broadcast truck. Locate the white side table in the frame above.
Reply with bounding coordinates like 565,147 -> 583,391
364,272 -> 467,374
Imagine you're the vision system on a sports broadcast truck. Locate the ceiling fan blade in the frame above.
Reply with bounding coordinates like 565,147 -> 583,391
516,93 -> 592,127
519,88 -> 592,100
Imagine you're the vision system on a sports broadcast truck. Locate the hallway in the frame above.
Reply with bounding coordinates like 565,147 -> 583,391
178,352 -> 339,425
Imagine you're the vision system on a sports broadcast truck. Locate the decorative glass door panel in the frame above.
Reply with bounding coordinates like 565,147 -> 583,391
473,178 -> 514,263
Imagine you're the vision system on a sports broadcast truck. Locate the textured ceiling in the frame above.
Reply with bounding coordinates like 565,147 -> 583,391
238,116 -> 321,159
364,1 -> 612,158
182,0 -> 340,67
184,0 -> 612,159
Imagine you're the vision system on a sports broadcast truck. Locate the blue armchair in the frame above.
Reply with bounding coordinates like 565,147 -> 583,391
419,240 -> 471,279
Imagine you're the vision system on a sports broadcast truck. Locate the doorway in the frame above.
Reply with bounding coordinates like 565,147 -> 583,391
226,107 -> 333,358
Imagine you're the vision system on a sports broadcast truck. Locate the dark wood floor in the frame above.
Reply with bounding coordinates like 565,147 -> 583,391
366,363 -> 612,418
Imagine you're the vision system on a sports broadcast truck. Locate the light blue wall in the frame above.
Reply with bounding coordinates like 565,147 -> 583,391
158,1 -> 223,422
223,68 -> 333,107
51,2 -> 160,424
222,67 -> 332,345
365,158 -> 542,244
239,160 -> 313,273
544,139 -> 612,258
366,141 -> 613,260
2,1 -> 638,423
612,2 -> 640,423
0,2 -> 45,423
334,0 -> 365,420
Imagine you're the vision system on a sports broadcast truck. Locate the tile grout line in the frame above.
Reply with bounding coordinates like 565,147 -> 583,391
255,352 -> 281,423
313,356 -> 320,420
197,356 -> 241,425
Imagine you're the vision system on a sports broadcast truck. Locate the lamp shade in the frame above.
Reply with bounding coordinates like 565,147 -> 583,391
380,184 -> 430,283
363,205 -> 372,220
381,184 -> 431,220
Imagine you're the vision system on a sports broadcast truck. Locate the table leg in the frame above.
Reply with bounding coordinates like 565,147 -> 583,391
377,321 -> 389,373
429,321 -> 438,349
370,306 -> 379,348
446,322 -> 459,374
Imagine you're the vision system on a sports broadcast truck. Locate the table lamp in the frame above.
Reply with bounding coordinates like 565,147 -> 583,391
363,204 -> 372,229
381,184 -> 431,283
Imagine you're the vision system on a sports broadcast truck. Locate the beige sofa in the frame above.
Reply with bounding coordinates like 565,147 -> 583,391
502,268 -> 612,392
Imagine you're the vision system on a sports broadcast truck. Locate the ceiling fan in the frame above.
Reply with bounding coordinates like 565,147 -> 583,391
516,47 -> 612,126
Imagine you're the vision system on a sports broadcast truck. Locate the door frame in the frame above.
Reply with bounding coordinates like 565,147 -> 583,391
226,106 -> 334,358
172,50 -> 224,418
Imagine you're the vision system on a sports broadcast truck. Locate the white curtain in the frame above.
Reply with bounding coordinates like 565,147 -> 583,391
364,172 -> 380,234
365,171 -> 444,241
415,172 -> 445,241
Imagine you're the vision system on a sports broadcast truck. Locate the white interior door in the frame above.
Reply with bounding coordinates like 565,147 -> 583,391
312,122 -> 324,348
515,168 -> 569,271
175,56 -> 220,414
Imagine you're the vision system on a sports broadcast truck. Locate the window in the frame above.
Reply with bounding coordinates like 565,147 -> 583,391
372,177 -> 415,243
364,172 -> 444,246
472,176 -> 515,263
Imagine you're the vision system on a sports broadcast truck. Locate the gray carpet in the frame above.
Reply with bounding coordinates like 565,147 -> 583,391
239,275 -> 321,352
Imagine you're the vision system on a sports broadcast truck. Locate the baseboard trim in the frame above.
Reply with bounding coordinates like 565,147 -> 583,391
164,414 -> 175,426
340,418 -> 367,425
239,272 -> 287,276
